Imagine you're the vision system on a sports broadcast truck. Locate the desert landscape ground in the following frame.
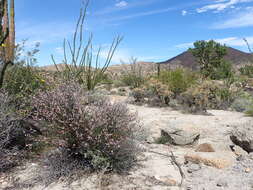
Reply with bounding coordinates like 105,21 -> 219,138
1,0 -> 253,190
1,93 -> 253,190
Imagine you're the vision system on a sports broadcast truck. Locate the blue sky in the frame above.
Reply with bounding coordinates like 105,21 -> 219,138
15,0 -> 253,66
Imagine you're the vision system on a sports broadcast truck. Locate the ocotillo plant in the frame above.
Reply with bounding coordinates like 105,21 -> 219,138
52,1 -> 123,91
0,0 -> 15,88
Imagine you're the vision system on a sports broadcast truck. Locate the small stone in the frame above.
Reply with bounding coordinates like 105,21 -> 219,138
230,122 -> 253,153
249,153 -> 253,160
195,143 -> 215,152
245,168 -> 251,173
187,164 -> 201,173
216,179 -> 228,187
161,178 -> 177,186
184,153 -> 233,169
155,176 -> 178,186
160,128 -> 200,146
230,145 -> 248,157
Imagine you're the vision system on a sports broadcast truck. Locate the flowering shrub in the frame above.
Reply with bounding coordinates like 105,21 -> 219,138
31,83 -> 140,171
0,90 -> 26,172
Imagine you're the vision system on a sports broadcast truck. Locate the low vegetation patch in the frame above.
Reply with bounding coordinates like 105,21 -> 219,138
239,65 -> 253,78
180,80 -> 236,113
158,68 -> 197,96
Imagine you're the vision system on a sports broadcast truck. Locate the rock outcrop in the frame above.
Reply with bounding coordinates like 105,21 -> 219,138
160,128 -> 200,146
230,121 -> 253,153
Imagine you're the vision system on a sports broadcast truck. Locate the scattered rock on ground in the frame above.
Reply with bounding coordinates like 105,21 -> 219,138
230,121 -> 253,153
160,127 -> 200,146
195,143 -> 215,152
186,163 -> 201,173
184,151 -> 235,169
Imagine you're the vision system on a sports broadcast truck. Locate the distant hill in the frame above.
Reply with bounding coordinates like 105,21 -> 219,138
40,62 -> 157,76
107,61 -> 157,75
157,47 -> 253,70
40,64 -> 68,72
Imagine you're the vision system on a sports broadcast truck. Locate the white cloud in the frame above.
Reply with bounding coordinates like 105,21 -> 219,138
196,0 -> 253,13
182,10 -> 187,16
212,11 -> 253,28
175,36 -> 253,49
55,47 -> 64,54
115,1 -> 128,8
106,7 -> 177,22
95,0 -> 158,15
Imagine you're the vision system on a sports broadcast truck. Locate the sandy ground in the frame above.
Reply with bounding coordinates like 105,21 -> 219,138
1,95 -> 253,190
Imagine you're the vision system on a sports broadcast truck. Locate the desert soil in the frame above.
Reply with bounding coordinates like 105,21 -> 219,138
1,95 -> 253,190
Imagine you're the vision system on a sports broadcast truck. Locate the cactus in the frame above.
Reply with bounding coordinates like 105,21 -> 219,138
9,0 -> 14,61
0,0 -> 15,88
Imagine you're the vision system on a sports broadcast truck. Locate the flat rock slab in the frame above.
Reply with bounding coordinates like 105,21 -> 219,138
184,151 -> 236,169
160,128 -> 200,146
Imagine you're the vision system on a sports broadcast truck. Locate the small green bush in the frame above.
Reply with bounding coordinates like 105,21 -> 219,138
3,64 -> 46,98
119,58 -> 145,88
239,65 -> 253,77
3,41 -> 47,99
231,91 -> 253,112
120,73 -> 144,88
158,68 -> 197,96
245,106 -> 253,117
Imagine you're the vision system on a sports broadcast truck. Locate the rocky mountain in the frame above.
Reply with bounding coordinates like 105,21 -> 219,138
157,47 -> 253,70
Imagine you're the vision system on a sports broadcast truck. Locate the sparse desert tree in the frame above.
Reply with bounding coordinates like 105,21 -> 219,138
190,40 -> 230,79
0,0 -> 15,88
52,1 -> 123,90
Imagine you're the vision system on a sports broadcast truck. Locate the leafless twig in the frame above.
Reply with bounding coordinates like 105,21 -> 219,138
148,150 -> 185,187
243,38 -> 252,53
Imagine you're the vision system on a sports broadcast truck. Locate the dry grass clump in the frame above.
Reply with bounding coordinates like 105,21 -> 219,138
130,79 -> 173,106
180,80 -> 236,113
